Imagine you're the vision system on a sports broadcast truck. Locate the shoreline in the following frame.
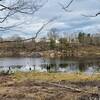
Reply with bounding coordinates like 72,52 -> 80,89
0,55 -> 100,60
14,72 -> 100,82
0,72 -> 99,100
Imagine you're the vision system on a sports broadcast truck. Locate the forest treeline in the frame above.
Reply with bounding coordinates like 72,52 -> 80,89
0,29 -> 100,57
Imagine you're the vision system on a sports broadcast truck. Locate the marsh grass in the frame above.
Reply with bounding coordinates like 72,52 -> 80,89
0,72 -> 99,100
13,71 -> 100,82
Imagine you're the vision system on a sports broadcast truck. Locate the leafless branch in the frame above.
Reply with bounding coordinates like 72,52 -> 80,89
82,11 -> 100,17
61,0 -> 100,18
59,0 -> 74,12
0,21 -> 26,31
0,0 -> 46,30
0,17 -> 57,43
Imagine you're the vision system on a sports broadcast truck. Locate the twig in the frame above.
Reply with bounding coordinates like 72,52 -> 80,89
82,11 -> 100,17
59,0 -> 74,12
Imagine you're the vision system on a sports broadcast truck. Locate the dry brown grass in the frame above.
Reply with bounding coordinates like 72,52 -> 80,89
13,72 -> 100,82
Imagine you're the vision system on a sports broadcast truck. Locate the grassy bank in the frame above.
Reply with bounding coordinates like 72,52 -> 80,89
0,72 -> 100,100
13,72 -> 100,82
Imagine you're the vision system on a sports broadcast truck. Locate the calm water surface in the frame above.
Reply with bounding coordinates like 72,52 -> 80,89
0,57 -> 100,74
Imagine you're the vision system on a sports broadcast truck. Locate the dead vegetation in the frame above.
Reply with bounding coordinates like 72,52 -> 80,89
0,72 -> 99,100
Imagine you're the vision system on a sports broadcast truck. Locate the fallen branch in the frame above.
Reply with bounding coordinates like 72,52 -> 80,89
45,82 -> 82,93
45,82 -> 98,94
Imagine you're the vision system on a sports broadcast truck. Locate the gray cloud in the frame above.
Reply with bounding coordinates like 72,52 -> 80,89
1,0 -> 100,38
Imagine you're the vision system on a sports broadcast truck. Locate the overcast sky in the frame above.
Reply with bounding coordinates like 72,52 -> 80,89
1,0 -> 100,38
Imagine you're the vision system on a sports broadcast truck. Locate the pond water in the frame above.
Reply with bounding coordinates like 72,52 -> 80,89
0,57 -> 100,74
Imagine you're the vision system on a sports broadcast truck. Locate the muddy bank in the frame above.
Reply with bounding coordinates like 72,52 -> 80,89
0,75 -> 100,100
0,50 -> 100,60
0,45 -> 100,58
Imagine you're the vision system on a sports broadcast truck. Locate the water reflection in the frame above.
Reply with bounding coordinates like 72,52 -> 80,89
78,63 -> 87,72
0,58 -> 99,74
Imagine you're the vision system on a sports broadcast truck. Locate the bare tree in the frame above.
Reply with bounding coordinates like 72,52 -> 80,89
47,28 -> 59,40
